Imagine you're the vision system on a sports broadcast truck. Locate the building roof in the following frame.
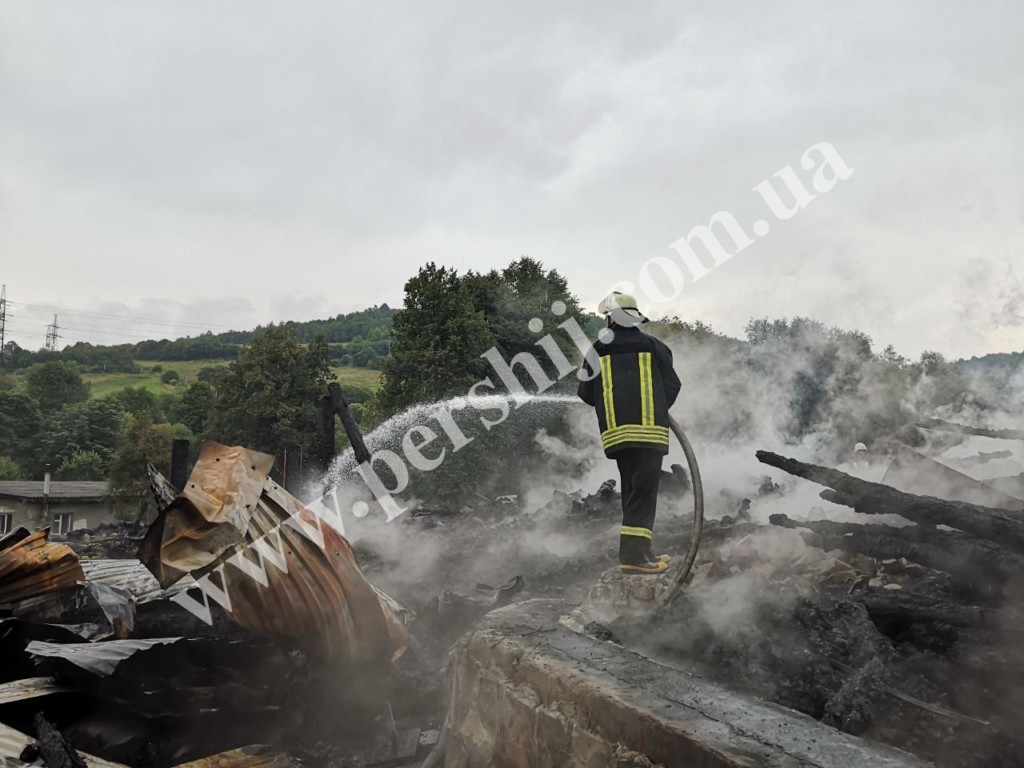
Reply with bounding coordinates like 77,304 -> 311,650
0,481 -> 125,502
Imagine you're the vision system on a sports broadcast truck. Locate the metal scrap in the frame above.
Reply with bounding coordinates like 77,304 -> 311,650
138,441 -> 409,661
0,528 -> 85,606
6,557 -> 193,638
26,638 -> 183,677
81,580 -> 135,638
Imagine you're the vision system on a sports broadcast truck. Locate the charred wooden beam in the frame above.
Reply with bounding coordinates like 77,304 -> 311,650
855,586 -> 989,629
322,381 -> 371,467
770,513 -> 1024,584
170,438 -> 190,492
820,489 -> 854,507
757,451 -> 1024,553
283,445 -> 303,494
30,714 -> 86,768
792,528 -> 1002,591
917,418 -> 1024,442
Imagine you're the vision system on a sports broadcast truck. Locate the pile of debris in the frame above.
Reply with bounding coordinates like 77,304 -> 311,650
612,436 -> 1024,768
7,416 -> 1024,768
0,442 -> 446,768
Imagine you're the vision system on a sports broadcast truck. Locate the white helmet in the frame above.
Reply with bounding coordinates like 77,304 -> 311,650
597,291 -> 648,325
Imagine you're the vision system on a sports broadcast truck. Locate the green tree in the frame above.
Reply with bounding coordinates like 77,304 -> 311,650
197,365 -> 225,383
460,258 -> 590,395
0,456 -> 26,480
376,263 -> 496,416
54,450 -> 106,481
206,327 -> 335,464
909,350 -> 967,409
0,341 -> 34,371
879,344 -> 908,367
0,392 -> 43,471
25,361 -> 90,411
161,369 -> 180,385
492,257 -> 586,358
38,399 -> 126,471
166,381 -> 216,435
354,346 -> 380,368
108,386 -> 161,419
108,414 -> 175,493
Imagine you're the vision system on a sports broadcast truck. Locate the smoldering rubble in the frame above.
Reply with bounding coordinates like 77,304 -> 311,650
4,384 -> 1024,767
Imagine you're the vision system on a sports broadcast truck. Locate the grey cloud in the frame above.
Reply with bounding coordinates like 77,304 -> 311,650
1,1 -> 1022,358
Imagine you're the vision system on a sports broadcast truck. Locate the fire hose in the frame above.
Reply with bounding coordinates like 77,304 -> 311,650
423,415 -> 702,768
656,416 -> 704,610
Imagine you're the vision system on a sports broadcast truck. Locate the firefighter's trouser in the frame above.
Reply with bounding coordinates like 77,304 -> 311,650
615,447 -> 664,564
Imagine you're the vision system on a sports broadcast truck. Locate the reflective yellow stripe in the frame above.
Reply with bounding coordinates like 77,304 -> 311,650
646,352 -> 655,426
638,352 -> 654,426
602,428 -> 670,442
638,352 -> 648,426
603,434 -> 670,450
600,355 -> 617,429
601,424 -> 670,450
621,525 -> 652,539
602,425 -> 669,440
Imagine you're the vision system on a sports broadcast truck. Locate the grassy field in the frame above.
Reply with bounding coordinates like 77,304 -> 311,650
331,366 -> 383,392
80,359 -> 382,399
83,360 -> 230,398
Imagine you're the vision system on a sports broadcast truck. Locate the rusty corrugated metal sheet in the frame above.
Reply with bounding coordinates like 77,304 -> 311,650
172,745 -> 296,768
138,442 -> 408,662
9,559 -> 194,626
0,528 -> 85,605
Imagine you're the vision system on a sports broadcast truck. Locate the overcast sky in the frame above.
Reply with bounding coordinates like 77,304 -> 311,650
1,1 -> 1022,359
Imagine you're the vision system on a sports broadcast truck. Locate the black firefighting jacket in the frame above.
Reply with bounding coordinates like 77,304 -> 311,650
577,325 -> 682,457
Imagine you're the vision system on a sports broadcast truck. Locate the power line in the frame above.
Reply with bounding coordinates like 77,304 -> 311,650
5,299 -> 243,332
59,325 -> 180,340
0,315 -> 141,348
3,321 -> 196,344
3,315 -> 227,345
4,312 -> 218,342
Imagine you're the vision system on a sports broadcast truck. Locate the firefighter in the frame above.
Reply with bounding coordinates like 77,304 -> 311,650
577,292 -> 682,574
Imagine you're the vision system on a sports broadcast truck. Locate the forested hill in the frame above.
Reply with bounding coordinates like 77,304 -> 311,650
0,304 -> 396,372
214,304 -> 395,344
959,350 -> 1024,375
1,294 -> 1019,377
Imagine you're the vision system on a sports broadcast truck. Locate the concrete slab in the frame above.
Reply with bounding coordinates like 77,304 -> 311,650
445,599 -> 930,768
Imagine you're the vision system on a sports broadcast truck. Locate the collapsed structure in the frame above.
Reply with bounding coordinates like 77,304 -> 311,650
137,441 -> 408,663
0,442 -> 426,767
1,413 -> 1023,767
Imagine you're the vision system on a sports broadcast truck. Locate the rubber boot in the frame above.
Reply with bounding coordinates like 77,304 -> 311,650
620,561 -> 669,575
644,542 -> 671,565
619,536 -> 669,575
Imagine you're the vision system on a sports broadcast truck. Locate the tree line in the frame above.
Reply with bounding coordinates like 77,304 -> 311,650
0,305 -> 397,374
0,256 -> 1015,510
0,328 -> 341,496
